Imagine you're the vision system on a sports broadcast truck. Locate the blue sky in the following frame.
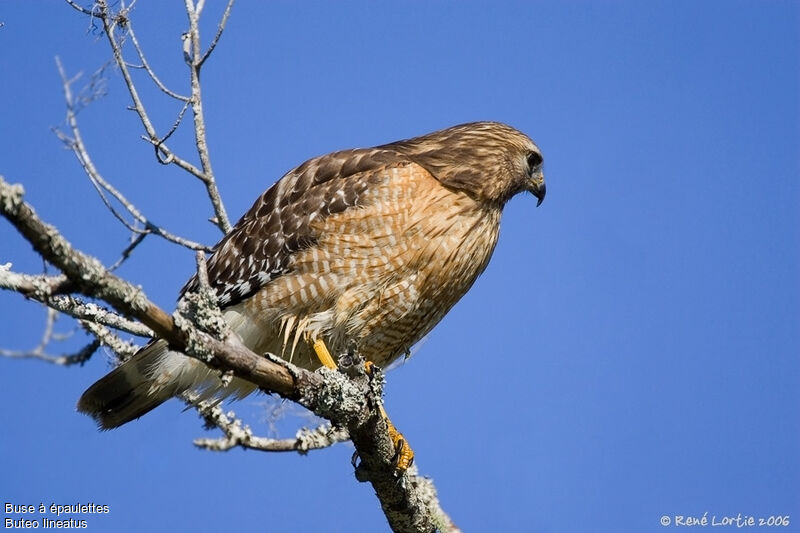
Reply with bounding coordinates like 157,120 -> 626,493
1,2 -> 798,532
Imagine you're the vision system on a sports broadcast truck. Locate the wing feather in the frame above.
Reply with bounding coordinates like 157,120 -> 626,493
182,148 -> 405,307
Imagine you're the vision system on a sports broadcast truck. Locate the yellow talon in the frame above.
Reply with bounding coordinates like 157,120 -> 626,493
312,338 -> 337,369
367,361 -> 414,475
380,403 -> 414,474
311,340 -> 414,475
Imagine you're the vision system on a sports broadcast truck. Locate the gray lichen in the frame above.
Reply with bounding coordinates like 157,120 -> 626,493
0,178 -> 25,214
173,288 -> 229,363
301,367 -> 368,426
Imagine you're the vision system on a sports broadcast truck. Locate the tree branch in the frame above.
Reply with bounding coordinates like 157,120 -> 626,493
80,319 -> 139,360
191,399 -> 350,453
52,295 -> 152,338
182,0 -> 231,232
64,0 -> 95,16
126,22 -> 190,102
0,263 -> 152,340
198,0 -> 235,67
0,265 -> 73,297
0,307 -> 100,366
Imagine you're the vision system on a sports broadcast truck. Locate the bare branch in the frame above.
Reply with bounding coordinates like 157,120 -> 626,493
199,0 -> 235,67
182,0 -> 232,233
126,22 -> 190,101
194,250 -> 210,289
64,0 -> 95,16
53,57 -> 210,251
108,231 -> 147,272
0,307 -> 100,365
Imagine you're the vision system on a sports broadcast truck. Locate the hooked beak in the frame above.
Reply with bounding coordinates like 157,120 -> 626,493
530,174 -> 546,206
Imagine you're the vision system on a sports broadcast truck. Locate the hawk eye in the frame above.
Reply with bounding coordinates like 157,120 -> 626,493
527,151 -> 543,169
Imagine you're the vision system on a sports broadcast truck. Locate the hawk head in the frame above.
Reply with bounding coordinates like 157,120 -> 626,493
385,121 -> 546,207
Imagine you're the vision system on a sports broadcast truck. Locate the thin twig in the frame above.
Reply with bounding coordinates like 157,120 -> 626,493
198,0 -> 235,67
182,0 -> 231,233
108,231 -> 147,272
155,99 -> 192,154
72,59 -> 112,114
127,22 -> 190,101
0,307 -> 100,365
64,0 -> 95,16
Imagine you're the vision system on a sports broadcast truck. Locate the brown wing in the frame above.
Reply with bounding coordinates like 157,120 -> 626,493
182,147 -> 406,307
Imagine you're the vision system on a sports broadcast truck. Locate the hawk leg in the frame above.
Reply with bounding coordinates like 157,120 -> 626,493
312,338 -> 338,369
311,340 -> 414,475
364,360 -> 414,475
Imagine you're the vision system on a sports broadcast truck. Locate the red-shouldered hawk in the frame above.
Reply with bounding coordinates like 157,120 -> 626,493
78,121 -> 546,429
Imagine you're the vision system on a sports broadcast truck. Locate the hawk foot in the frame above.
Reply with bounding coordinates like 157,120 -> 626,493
384,413 -> 414,475
312,340 -> 414,476
365,360 -> 414,476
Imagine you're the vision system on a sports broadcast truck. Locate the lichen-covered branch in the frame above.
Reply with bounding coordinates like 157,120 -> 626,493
190,398 -> 350,453
0,265 -> 73,297
0,265 -> 152,338
80,320 -> 139,361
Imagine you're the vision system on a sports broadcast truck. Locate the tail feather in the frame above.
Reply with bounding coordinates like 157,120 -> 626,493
77,340 -> 173,430
78,339 -> 258,429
